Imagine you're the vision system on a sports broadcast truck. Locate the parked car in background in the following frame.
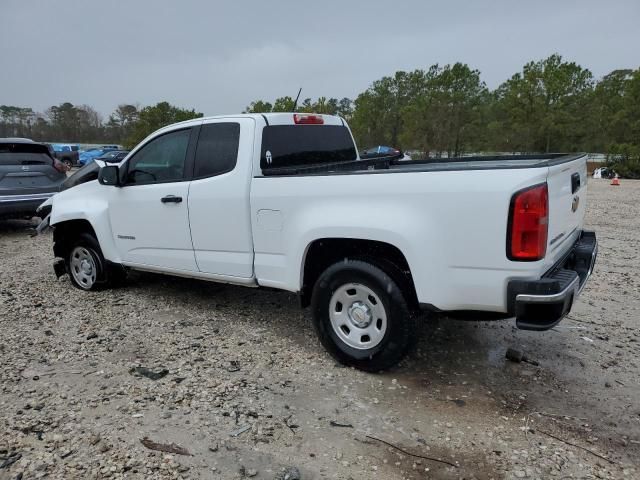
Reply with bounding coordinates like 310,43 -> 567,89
95,150 -> 129,163
78,147 -> 116,166
0,138 -> 66,219
592,167 -> 616,179
361,145 -> 411,161
39,113 -> 596,371
52,144 -> 80,169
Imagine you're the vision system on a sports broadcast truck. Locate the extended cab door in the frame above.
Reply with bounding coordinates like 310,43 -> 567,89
107,127 -> 199,271
187,118 -> 255,278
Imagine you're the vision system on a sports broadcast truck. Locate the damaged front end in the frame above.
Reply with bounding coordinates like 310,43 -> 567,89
34,197 -> 54,235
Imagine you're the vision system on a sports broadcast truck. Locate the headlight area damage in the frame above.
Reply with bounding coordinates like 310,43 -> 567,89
34,197 -> 54,235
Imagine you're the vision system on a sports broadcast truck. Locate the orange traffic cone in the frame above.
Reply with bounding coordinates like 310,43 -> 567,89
611,175 -> 620,186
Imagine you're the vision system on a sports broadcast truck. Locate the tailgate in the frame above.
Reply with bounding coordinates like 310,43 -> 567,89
544,154 -> 588,268
0,165 -> 64,194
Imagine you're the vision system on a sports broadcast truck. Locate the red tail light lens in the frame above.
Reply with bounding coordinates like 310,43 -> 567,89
53,159 -> 68,173
293,113 -> 324,124
507,183 -> 548,261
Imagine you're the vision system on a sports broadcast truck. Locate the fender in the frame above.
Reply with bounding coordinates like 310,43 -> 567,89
49,180 -> 122,263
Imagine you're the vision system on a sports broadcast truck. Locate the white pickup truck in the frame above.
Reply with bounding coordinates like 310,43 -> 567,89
38,113 -> 597,371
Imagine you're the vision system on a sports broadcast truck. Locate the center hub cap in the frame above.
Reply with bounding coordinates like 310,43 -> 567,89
348,301 -> 372,328
81,260 -> 92,274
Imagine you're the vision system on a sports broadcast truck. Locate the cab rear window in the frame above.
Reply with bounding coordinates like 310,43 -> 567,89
260,125 -> 357,171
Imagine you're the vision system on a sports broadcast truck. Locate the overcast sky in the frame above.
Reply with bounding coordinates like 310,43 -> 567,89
1,0 -> 639,118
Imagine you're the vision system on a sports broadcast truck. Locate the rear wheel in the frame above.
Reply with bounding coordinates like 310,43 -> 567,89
311,259 -> 417,372
62,159 -> 73,170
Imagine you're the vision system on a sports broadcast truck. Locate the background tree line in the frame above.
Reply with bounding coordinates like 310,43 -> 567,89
245,54 -> 639,177
0,101 -> 202,150
1,54 -> 638,176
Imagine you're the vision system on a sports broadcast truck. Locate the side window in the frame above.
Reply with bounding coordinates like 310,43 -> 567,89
193,123 -> 240,178
124,129 -> 190,185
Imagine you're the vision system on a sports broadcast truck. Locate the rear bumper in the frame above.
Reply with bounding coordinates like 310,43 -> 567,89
507,230 -> 597,331
0,192 -> 57,218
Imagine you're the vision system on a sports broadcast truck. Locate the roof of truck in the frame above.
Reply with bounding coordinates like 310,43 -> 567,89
132,113 -> 348,157
167,112 -> 344,129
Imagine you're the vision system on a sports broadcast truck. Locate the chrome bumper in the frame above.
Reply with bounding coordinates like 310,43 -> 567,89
508,230 -> 598,331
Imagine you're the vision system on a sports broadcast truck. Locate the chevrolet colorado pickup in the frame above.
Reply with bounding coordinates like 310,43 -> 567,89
37,113 -> 597,371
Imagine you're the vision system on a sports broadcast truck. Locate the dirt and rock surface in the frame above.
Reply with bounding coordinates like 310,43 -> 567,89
1,179 -> 639,479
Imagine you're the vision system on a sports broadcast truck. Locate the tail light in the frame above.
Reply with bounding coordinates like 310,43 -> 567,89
293,113 -> 324,124
507,183 -> 548,261
53,159 -> 68,173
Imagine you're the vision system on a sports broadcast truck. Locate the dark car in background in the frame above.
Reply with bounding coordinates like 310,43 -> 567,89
95,149 -> 129,163
0,139 -> 66,219
360,145 -> 411,161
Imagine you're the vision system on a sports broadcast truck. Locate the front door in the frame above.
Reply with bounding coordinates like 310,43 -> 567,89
108,127 -> 198,271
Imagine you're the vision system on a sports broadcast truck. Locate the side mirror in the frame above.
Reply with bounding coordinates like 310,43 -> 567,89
98,165 -> 121,186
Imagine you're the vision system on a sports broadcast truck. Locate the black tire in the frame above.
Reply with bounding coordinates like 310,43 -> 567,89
65,232 -> 125,290
311,259 -> 417,372
62,159 -> 73,170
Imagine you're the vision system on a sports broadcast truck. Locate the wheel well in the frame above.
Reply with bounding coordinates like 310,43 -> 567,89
52,219 -> 97,258
300,238 -> 418,310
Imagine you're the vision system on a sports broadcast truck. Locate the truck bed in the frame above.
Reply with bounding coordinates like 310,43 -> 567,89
261,153 -> 587,176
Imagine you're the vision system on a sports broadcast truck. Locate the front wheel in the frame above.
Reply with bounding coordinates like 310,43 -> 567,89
65,232 -> 125,290
311,259 -> 417,372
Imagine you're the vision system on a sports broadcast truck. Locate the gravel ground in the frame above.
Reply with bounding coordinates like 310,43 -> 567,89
0,179 -> 639,480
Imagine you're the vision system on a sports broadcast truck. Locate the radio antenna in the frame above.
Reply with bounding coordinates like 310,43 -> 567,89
292,88 -> 302,112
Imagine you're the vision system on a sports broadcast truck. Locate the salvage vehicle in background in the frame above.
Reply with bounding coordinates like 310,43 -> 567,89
592,167 -> 616,179
95,150 -> 129,163
361,145 -> 411,161
38,113 -> 597,371
52,144 -> 80,169
0,138 -> 66,219
78,147 -> 116,166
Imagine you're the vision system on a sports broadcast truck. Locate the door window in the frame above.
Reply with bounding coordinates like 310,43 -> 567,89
124,129 -> 191,185
193,123 -> 240,178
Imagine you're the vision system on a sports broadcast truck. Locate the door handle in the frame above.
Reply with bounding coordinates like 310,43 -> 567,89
161,195 -> 182,203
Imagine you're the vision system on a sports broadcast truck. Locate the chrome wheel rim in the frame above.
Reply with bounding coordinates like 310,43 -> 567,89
329,283 -> 387,350
70,246 -> 97,289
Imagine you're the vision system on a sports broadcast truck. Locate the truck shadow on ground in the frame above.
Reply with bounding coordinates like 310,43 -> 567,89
125,270 -> 570,396
127,270 -> 638,465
